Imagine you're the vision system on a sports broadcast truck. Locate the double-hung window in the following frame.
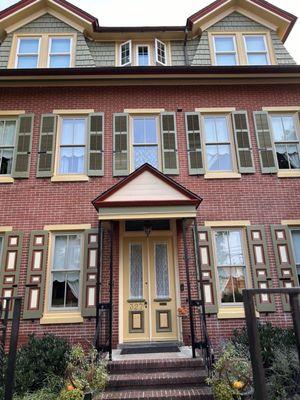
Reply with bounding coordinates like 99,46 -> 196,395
51,234 -> 82,309
16,38 -> 40,68
243,35 -> 269,65
270,114 -> 300,170
48,37 -> 72,68
59,118 -> 87,174
137,45 -> 150,66
0,119 -> 17,175
132,116 -> 159,170
203,115 -> 233,171
213,35 -> 238,66
290,230 -> 300,285
214,229 -> 247,304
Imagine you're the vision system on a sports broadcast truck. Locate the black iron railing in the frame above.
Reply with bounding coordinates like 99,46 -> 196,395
243,288 -> 300,400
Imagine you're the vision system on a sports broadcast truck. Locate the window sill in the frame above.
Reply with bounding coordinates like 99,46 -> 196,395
51,175 -> 89,182
0,177 -> 14,184
277,170 -> 300,178
204,172 -> 241,180
217,307 -> 245,319
40,312 -> 83,325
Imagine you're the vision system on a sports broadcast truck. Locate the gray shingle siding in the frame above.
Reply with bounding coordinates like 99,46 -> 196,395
86,40 -> 115,67
171,11 -> 296,66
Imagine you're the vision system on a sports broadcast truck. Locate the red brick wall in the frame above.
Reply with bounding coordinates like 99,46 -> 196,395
0,84 -> 299,350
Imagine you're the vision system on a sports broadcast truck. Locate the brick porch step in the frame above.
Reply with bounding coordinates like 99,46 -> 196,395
108,358 -> 205,373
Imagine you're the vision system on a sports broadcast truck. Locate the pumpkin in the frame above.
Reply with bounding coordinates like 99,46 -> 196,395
67,384 -> 75,391
233,380 -> 245,390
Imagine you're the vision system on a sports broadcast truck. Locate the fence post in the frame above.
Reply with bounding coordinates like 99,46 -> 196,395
243,290 -> 267,400
4,298 -> 22,400
289,293 -> 300,363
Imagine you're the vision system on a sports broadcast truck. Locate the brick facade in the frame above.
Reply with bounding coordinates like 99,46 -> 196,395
0,83 -> 299,349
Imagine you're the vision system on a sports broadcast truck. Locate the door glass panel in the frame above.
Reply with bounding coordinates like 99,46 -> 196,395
291,230 -> 300,284
155,243 -> 169,298
130,244 -> 143,299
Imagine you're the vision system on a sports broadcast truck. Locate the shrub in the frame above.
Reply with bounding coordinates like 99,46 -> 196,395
59,388 -> 84,400
13,373 -> 65,400
14,334 -> 71,395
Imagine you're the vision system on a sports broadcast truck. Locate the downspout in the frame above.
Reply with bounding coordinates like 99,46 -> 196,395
183,26 -> 189,66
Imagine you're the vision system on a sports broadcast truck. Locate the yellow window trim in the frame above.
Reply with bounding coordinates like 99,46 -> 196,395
277,170 -> 300,178
124,108 -> 165,114
0,226 -> 13,232
8,32 -> 77,69
40,312 -> 83,325
262,106 -> 300,112
44,224 -> 91,231
205,220 -> 251,227
53,109 -> 94,115
51,175 -> 89,182
204,172 -> 241,179
281,220 -> 300,226
0,177 -> 14,184
195,107 -> 236,113
208,31 -> 276,66
0,110 -> 25,116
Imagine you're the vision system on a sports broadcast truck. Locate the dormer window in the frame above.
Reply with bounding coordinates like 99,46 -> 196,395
155,39 -> 167,66
16,38 -> 40,68
48,37 -> 72,68
213,35 -> 238,66
137,45 -> 150,66
120,40 -> 132,66
243,35 -> 270,65
119,39 -> 168,66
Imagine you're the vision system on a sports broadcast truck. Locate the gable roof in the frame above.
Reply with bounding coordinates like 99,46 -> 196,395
0,0 -> 296,42
92,163 -> 202,210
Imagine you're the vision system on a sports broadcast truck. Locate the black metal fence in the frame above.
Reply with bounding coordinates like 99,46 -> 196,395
243,288 -> 300,400
0,297 -> 22,400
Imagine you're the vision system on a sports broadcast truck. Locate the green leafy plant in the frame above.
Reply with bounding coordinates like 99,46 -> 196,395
13,373 -> 65,400
59,388 -> 84,400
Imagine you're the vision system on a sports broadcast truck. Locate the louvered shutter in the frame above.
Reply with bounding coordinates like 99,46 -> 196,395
195,227 -> 218,314
271,225 -> 298,312
12,114 -> 34,178
247,226 -> 276,312
88,113 -> 104,176
36,114 -> 57,177
253,112 -> 277,173
82,229 -> 98,317
185,112 -> 204,175
232,111 -> 255,173
160,112 -> 179,174
23,231 -> 48,319
0,232 -> 23,317
113,113 -> 129,176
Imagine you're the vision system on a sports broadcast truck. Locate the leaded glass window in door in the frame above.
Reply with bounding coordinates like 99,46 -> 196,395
132,117 -> 158,169
155,243 -> 169,298
130,244 -> 143,299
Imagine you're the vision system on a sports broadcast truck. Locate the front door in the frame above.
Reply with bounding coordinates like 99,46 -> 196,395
123,235 -> 178,342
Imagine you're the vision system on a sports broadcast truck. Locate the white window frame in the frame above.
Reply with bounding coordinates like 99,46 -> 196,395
47,36 -> 73,68
49,232 -> 83,311
290,228 -> 300,286
120,40 -> 132,66
243,34 -> 270,65
155,39 -> 167,66
136,44 -> 151,66
212,35 -> 238,66
0,118 -> 17,176
57,116 -> 88,176
15,37 -> 41,69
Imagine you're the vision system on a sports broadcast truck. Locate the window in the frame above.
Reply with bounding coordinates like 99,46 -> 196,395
16,38 -> 40,68
203,115 -> 233,171
0,119 -> 17,175
132,116 -> 159,169
51,234 -> 82,309
213,36 -> 237,66
48,37 -> 72,68
155,39 -> 167,65
0,236 -> 3,263
244,35 -> 269,65
59,118 -> 87,174
270,114 -> 300,170
155,243 -> 169,298
214,229 -> 247,304
130,243 -> 143,300
291,230 -> 300,284
120,40 -> 132,66
137,45 -> 150,66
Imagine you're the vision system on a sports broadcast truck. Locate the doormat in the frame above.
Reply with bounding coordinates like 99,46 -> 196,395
120,345 -> 180,355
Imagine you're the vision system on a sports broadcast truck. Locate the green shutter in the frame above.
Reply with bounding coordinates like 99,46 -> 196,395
23,231 -> 48,319
246,226 -> 276,312
88,113 -> 104,176
12,114 -> 34,178
271,225 -> 298,312
160,112 -> 179,174
36,114 -> 57,178
113,113 -> 129,176
232,111 -> 255,173
0,232 -> 23,317
185,112 -> 204,175
253,112 -> 277,174
82,229 -> 98,317
196,227 -> 218,314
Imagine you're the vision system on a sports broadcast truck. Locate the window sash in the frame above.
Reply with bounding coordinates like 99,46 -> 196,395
16,38 -> 40,68
48,37 -> 72,68
155,39 -> 167,65
136,45 -> 150,66
243,35 -> 270,65
120,40 -> 132,66
0,119 -> 17,176
213,35 -> 238,66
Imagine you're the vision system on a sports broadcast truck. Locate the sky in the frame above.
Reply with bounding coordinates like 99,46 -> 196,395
0,0 -> 299,63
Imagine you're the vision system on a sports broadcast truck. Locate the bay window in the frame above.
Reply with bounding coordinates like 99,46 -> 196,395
0,119 -> 17,175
